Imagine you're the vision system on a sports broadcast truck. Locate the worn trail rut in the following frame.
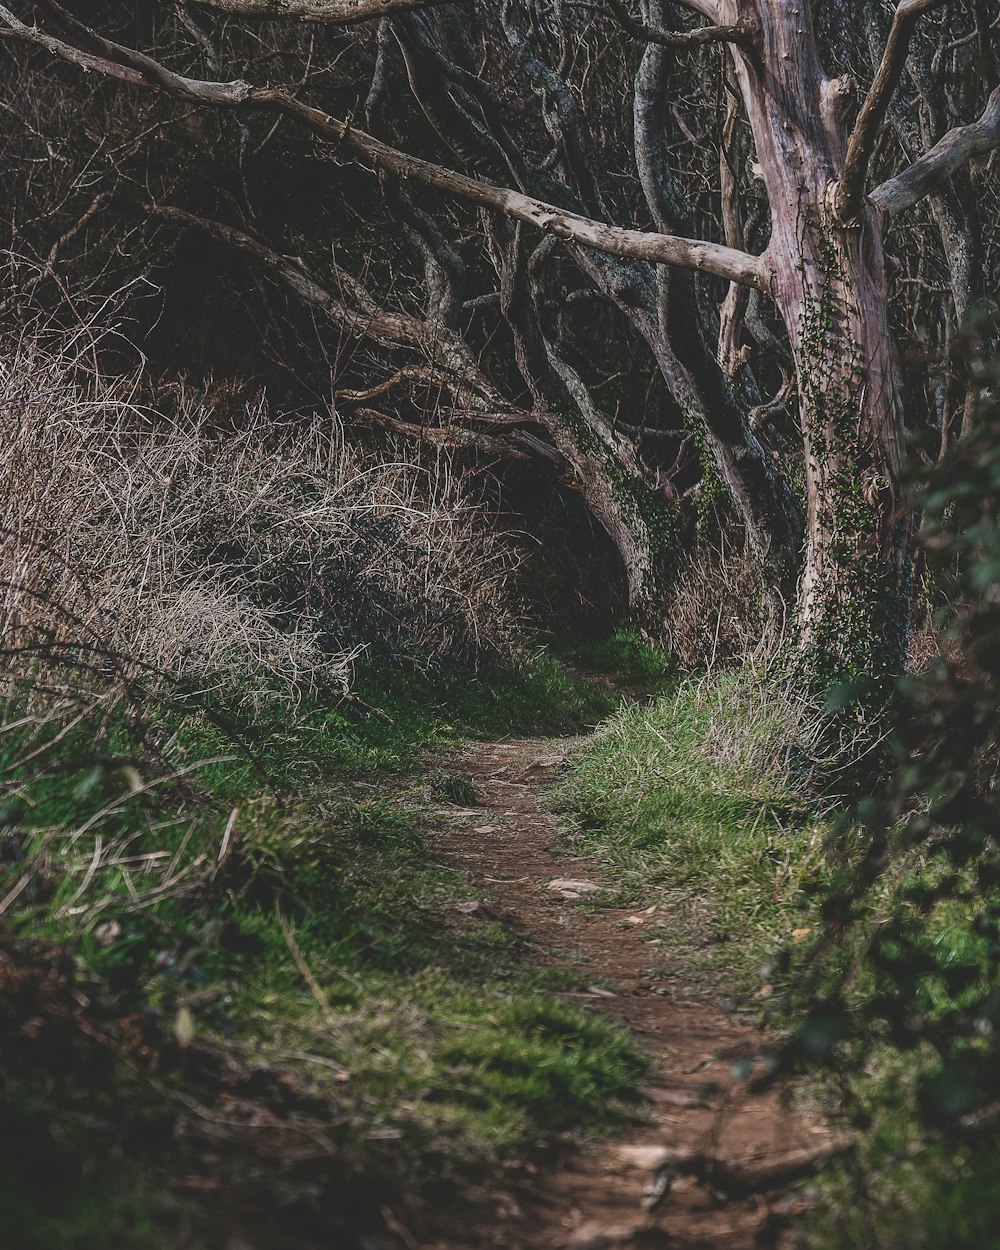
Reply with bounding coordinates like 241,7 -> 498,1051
423,737 -> 836,1250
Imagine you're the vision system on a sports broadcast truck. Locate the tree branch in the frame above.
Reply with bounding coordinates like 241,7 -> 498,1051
870,85 -> 1000,217
351,407 -> 535,458
144,201 -> 431,349
0,6 -> 769,291
835,0 -> 948,223
144,201 -> 519,416
605,0 -> 750,50
178,0 -> 454,22
336,366 -> 458,404
352,408 -> 573,469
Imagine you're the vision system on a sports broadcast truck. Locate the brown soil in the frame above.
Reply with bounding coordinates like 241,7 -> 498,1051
421,736 -> 838,1250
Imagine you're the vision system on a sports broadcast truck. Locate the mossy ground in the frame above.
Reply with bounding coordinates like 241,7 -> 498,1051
0,653 -> 639,1248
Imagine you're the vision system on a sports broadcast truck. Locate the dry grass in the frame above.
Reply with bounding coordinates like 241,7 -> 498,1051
661,532 -> 785,670
0,324 -> 521,707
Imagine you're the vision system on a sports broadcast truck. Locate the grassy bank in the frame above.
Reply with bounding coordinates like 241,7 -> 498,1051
556,663 -> 1000,1249
556,668 -> 834,986
0,654 -> 641,1249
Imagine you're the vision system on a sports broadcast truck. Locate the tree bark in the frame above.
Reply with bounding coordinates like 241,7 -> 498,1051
725,0 -> 913,681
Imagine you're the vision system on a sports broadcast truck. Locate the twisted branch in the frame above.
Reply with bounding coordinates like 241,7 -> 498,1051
835,0 -> 949,223
0,5 -> 769,290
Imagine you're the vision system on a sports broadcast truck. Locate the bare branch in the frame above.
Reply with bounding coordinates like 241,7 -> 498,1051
178,0 -> 453,21
717,65 -> 749,379
835,0 -> 948,223
870,85 -> 1000,217
335,366 -> 457,404
0,3 -> 248,98
651,1140 -> 853,1206
0,7 -> 769,291
351,408 -> 533,457
605,0 -> 750,50
351,409 -> 574,471
144,202 -> 433,349
148,203 -> 530,421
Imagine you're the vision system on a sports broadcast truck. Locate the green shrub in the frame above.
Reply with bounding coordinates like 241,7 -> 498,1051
786,335 -> 1000,1246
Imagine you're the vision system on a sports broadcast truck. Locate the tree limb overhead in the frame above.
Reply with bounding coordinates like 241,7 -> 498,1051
0,6 -> 770,290
605,0 -> 750,50
870,85 -> 1000,217
179,0 -> 453,21
835,0 -> 949,223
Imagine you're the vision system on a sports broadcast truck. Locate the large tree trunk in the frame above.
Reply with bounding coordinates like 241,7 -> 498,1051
724,0 -> 913,683
780,212 -> 911,683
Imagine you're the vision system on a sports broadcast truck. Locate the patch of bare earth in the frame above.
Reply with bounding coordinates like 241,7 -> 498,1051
422,737 -> 840,1250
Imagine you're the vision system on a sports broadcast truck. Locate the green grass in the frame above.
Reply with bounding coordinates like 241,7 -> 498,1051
555,669 -> 833,981
7,652 -> 995,1248
171,653 -> 619,789
550,630 -> 674,692
552,665 -> 1000,1248
0,650 -> 640,1247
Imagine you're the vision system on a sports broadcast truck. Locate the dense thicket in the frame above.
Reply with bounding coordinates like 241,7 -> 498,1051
1,8 -> 999,1246
0,0 -> 996,671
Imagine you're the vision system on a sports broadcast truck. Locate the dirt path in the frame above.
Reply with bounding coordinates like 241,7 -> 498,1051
423,736 -> 836,1250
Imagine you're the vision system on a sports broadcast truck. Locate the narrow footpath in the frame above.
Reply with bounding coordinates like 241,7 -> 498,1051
424,737 -> 839,1250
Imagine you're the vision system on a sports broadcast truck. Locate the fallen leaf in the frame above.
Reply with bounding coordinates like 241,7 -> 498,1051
791,927 -> 812,943
94,919 -> 122,947
615,1144 -> 673,1170
120,766 -> 143,793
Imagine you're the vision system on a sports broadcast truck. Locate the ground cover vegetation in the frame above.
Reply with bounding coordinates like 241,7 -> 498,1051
1,320 -> 645,1246
0,626 -> 643,1246
0,1 -> 998,1246
558,347 -> 1000,1245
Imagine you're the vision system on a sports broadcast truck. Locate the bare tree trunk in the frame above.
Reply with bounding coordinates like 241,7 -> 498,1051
780,215 -> 911,682
726,0 -> 912,682
547,413 -> 675,618
489,218 -> 675,618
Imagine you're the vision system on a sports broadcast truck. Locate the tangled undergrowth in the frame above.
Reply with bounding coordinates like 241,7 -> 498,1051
0,322 -> 522,708
782,353 -> 1000,1250
0,316 -> 642,1247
